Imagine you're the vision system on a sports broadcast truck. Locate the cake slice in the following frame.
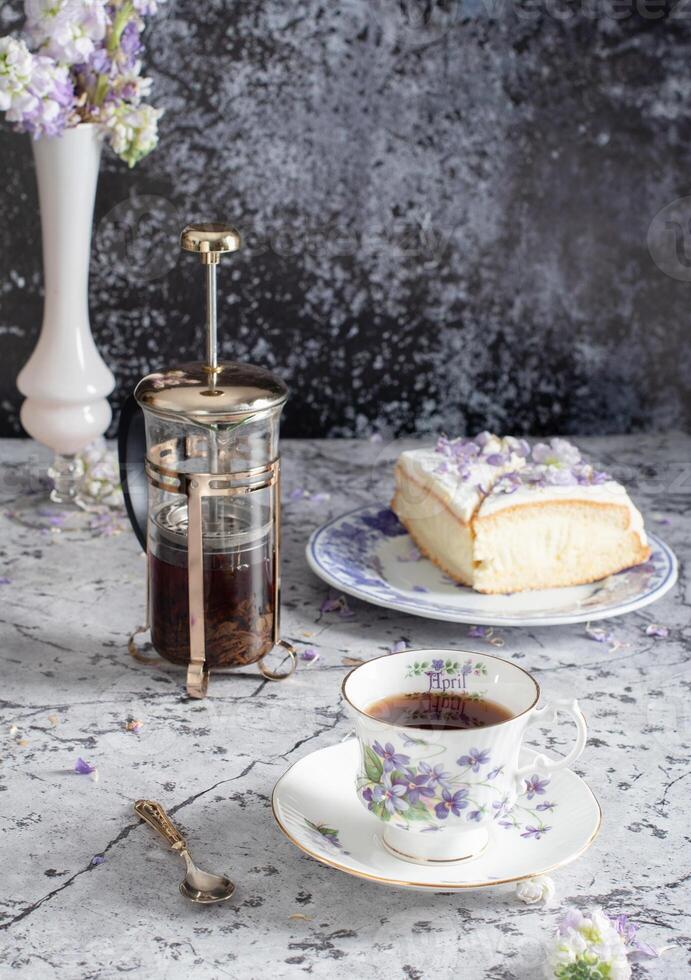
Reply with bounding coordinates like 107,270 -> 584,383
391,434 -> 650,594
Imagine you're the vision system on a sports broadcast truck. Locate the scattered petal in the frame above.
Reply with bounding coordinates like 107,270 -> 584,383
289,488 -> 309,501
90,855 -> 105,866
0,577 -> 10,585
47,715 -> 60,726
388,639 -> 410,655
645,624 -> 670,638
585,623 -> 614,644
515,875 -> 556,905
18,739 -> 29,747
300,647 -> 320,664
9,725 -> 17,736
289,913 -> 312,921
342,656 -> 365,667
125,719 -> 143,733
320,593 -> 355,620
90,769 -> 100,783
468,624 -> 492,638
74,757 -> 96,775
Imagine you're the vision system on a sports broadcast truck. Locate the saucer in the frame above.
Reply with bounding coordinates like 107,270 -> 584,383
272,740 -> 601,891
306,504 -> 677,626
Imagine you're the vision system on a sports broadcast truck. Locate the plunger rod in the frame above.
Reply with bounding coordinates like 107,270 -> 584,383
205,261 -> 218,371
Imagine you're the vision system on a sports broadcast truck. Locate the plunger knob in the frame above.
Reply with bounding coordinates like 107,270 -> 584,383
180,223 -> 241,264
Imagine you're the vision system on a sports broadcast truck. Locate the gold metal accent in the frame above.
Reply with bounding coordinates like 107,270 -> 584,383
186,477 -> 207,699
271,763 -> 603,891
134,799 -> 187,850
134,362 -> 288,423
128,624 -> 161,666
258,639 -> 297,681
180,222 -> 241,257
341,648 -> 541,731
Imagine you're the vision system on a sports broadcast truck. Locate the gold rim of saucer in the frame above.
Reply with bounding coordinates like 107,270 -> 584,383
271,745 -> 603,890
340,647 -> 541,732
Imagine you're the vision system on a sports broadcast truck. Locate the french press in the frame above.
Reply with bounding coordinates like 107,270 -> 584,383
118,223 -> 295,698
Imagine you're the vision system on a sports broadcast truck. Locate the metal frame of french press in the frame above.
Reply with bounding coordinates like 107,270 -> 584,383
137,225 -> 295,698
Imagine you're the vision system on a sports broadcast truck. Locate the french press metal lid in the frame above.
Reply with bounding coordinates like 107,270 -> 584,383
118,223 -> 294,698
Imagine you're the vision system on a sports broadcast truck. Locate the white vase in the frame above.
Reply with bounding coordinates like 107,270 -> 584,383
17,123 -> 115,504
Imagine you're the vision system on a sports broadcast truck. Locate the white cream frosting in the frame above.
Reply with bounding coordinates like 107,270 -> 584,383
396,436 -> 647,548
396,436 -> 527,524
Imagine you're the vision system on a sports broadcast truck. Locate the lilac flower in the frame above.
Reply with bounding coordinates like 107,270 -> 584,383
505,436 -> 530,458
372,741 -> 410,772
524,774 -> 549,799
585,623 -> 614,644
388,639 -> 410,655
485,452 -> 507,466
74,757 -> 96,774
394,771 -> 435,805
468,624 -> 491,639
645,624 -> 669,638
611,913 -> 669,962
26,0 -> 108,65
101,101 -> 163,168
319,594 -> 354,619
372,773 -> 408,815
299,647 -> 320,664
531,438 -> 581,468
435,788 -> 469,819
418,762 -> 452,787
520,824 -> 550,839
431,658 -> 444,671
397,545 -> 421,563
5,51 -> 75,138
458,748 -> 491,772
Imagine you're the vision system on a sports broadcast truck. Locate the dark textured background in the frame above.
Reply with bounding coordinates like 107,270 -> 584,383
1,0 -> 691,438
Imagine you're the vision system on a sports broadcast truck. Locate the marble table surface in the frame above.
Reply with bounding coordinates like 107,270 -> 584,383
0,434 -> 689,979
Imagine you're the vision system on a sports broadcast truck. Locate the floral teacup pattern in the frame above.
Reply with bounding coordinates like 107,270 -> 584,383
343,647 -> 587,862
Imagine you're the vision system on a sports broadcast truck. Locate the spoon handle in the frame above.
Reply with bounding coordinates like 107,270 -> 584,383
134,799 -> 187,851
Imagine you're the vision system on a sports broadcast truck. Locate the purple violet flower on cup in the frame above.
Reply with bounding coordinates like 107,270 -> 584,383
372,773 -> 408,815
435,788 -> 469,819
458,748 -> 491,772
372,741 -> 410,772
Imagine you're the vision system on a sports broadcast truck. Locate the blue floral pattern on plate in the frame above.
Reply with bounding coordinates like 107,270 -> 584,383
306,505 -> 677,626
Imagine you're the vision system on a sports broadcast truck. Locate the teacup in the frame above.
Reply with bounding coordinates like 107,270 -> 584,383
342,648 -> 587,864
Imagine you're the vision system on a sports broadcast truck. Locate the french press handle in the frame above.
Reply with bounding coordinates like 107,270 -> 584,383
117,394 -> 148,551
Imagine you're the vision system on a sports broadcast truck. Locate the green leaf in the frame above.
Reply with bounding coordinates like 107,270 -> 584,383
364,746 -> 383,783
372,801 -> 390,822
406,804 -> 434,822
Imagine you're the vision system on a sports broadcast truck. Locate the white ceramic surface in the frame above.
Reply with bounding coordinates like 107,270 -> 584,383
341,648 -> 587,863
18,124 -> 115,456
306,504 -> 678,626
272,739 -> 602,890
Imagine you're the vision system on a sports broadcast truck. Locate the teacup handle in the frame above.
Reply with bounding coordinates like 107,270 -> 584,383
514,699 -> 587,793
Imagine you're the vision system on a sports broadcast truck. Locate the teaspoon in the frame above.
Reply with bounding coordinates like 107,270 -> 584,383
134,799 -> 236,904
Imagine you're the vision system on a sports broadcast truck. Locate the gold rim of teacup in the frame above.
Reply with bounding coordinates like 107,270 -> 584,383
340,647 -> 541,730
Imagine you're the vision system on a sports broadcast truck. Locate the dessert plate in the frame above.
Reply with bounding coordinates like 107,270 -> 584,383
306,505 -> 677,626
272,740 -> 601,891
